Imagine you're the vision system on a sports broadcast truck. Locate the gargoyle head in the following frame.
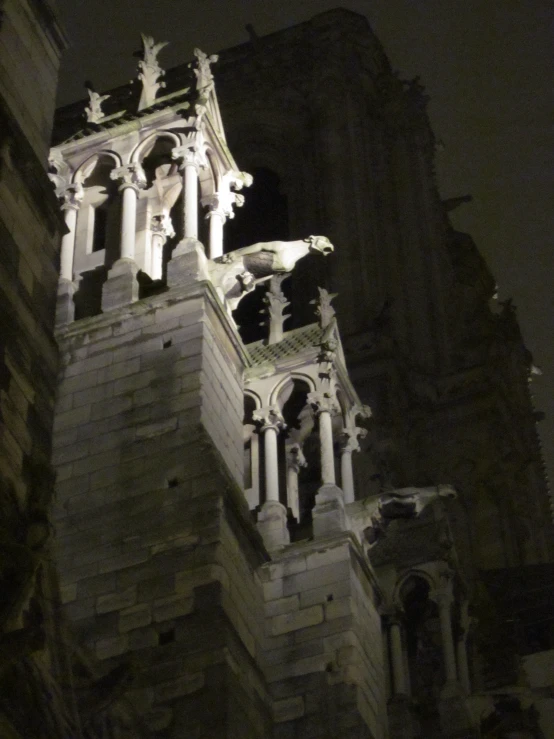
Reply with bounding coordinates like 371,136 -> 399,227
307,235 -> 334,256
437,484 -> 457,500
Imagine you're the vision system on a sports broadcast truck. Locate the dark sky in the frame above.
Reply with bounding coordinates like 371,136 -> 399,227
53,0 -> 554,491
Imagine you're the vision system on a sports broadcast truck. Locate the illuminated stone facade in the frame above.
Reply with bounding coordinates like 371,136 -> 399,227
1,6 -> 552,738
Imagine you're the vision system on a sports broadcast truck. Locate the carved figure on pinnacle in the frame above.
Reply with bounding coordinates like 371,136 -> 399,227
85,88 -> 110,123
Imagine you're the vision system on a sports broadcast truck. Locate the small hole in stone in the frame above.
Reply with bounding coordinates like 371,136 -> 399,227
167,478 -> 179,488
327,594 -> 334,602
159,629 -> 175,645
325,663 -> 334,673
163,339 -> 172,349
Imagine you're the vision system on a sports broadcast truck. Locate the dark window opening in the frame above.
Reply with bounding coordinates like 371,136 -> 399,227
92,203 -> 108,252
224,166 -> 289,254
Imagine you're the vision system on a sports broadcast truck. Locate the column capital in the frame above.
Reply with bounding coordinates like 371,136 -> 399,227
110,163 -> 147,191
307,391 -> 340,416
171,143 -> 207,172
151,213 -> 175,240
60,183 -> 84,211
379,604 -> 404,623
286,442 -> 307,473
339,425 -> 367,454
202,191 -> 233,220
252,405 -> 286,432
432,575 -> 455,607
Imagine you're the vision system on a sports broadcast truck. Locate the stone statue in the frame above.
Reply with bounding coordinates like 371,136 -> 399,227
193,48 -> 219,99
85,87 -> 110,123
137,33 -> 169,111
209,236 -> 334,310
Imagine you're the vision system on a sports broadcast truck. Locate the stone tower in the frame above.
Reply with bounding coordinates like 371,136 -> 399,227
48,12 -> 554,739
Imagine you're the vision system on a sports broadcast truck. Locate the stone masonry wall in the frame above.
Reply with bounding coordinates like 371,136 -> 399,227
260,536 -> 387,739
0,0 -> 63,161
52,283 -> 273,736
0,1 -> 75,735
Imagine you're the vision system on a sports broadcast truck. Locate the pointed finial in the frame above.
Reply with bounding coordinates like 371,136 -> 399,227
311,287 -> 338,330
137,33 -> 169,111
193,48 -> 219,100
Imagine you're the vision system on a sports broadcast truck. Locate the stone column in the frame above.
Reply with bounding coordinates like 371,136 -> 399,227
253,406 -> 289,550
339,405 -> 370,504
435,585 -> 473,735
167,144 -> 208,286
434,587 -> 458,687
389,617 -> 407,696
56,183 -> 83,326
385,612 -> 416,739
456,601 -> 471,694
285,442 -> 306,523
102,163 -> 146,311
150,214 -> 174,281
203,184 -> 244,260
339,430 -> 363,505
203,195 -> 226,260
308,391 -> 345,536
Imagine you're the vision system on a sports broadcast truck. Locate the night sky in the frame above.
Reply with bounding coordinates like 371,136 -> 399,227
53,0 -> 554,491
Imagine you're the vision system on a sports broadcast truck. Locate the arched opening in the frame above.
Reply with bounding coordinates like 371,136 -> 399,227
400,575 -> 444,734
243,395 -> 258,506
275,378 -> 319,541
138,136 -> 182,296
73,154 -> 119,319
225,167 -> 290,344
224,166 -> 289,253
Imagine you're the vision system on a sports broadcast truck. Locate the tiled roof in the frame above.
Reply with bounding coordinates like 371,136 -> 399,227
247,323 -> 323,365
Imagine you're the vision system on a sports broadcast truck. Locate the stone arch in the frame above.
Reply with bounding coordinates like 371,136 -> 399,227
244,389 -> 262,412
130,130 -> 181,164
73,150 -> 121,184
393,568 -> 437,609
269,373 -> 316,408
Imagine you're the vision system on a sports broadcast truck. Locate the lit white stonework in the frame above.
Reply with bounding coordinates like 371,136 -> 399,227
58,183 -> 83,281
84,88 -> 110,123
137,34 -> 168,110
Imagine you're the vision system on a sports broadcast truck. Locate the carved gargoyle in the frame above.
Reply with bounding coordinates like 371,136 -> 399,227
208,235 -> 334,311
349,484 -> 457,547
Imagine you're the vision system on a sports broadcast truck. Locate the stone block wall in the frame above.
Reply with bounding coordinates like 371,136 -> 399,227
260,537 -> 387,739
51,280 -> 388,737
52,283 -> 274,735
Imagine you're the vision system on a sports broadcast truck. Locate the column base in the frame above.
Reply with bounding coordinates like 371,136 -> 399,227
387,695 -> 418,739
439,682 -> 476,738
55,278 -> 77,327
167,238 -> 208,287
312,484 -> 345,538
257,501 -> 290,551
101,258 -> 139,312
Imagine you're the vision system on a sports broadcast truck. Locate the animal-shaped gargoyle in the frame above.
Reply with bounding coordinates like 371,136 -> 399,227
349,484 -> 457,548
208,235 -> 334,310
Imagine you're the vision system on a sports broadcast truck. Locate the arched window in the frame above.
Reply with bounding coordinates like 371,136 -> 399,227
400,576 -> 444,734
224,167 -> 290,344
73,154 -> 119,319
